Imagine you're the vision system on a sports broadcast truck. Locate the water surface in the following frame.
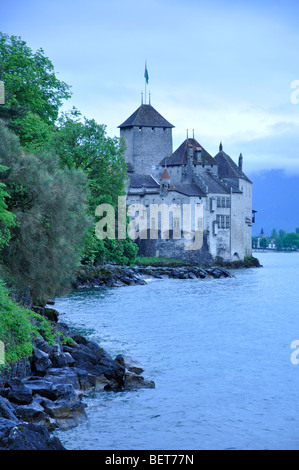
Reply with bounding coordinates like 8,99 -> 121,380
54,252 -> 299,450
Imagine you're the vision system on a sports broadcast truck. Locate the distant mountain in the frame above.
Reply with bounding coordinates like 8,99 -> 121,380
248,169 -> 299,237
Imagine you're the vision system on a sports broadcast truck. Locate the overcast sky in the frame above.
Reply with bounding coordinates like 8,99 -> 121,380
2,0 -> 299,175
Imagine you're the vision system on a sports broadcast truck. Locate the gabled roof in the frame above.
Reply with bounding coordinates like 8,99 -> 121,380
160,138 -> 217,167
214,147 -> 251,183
118,104 -> 174,129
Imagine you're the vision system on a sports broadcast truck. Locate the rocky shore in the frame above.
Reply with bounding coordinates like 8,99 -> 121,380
73,263 -> 238,288
0,257 -> 260,450
0,313 -> 154,450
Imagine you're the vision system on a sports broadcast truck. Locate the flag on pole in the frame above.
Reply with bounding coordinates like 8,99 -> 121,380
144,62 -> 149,84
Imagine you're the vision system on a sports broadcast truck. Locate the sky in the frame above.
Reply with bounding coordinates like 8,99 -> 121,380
2,0 -> 299,177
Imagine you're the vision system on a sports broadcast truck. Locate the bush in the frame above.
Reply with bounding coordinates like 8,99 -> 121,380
0,281 -> 57,368
0,121 -> 91,305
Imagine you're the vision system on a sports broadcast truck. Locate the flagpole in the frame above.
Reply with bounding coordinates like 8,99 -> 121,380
144,61 -> 149,105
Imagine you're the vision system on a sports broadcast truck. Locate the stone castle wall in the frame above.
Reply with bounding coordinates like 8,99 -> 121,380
121,126 -> 173,174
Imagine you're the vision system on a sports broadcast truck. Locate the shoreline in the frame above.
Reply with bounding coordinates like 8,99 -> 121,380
0,256 -> 261,450
73,256 -> 261,289
0,313 -> 154,450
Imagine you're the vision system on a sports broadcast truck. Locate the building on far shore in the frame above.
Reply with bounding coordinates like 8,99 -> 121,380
119,101 -> 255,264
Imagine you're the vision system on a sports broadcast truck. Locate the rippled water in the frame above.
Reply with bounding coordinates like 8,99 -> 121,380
54,252 -> 299,450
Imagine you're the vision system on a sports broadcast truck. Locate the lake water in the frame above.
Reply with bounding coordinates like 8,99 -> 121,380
53,252 -> 299,450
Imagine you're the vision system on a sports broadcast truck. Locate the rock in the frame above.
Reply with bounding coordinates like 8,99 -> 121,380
42,399 -> 88,430
51,351 -> 75,368
32,347 -> 52,375
124,371 -> 155,390
115,354 -> 144,375
1,379 -> 32,405
0,396 -> 18,421
31,306 -> 59,323
13,400 -> 48,426
0,417 -> 65,450
43,367 -> 81,391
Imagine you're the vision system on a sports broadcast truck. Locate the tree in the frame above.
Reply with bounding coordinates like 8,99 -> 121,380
0,120 -> 91,305
279,229 -> 286,239
271,228 -> 278,239
282,232 -> 299,250
45,109 -> 138,264
275,237 -> 283,251
0,33 -> 71,144
259,237 -> 268,248
0,166 -> 16,250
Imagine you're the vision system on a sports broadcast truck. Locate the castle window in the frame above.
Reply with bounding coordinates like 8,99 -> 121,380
226,197 -> 230,208
139,127 -> 142,131
216,214 -> 230,229
151,127 -> 154,131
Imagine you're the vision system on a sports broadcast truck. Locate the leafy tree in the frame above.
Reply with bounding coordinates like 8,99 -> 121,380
0,166 -> 16,250
0,120 -> 91,305
278,229 -> 286,239
275,237 -> 283,251
0,33 -> 71,144
45,109 -> 138,264
270,228 -> 278,239
259,237 -> 268,248
282,232 -> 299,250
252,236 -> 258,248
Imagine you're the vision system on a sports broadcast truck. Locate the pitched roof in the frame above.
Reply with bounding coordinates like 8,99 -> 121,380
160,138 -> 217,166
171,183 -> 205,197
214,147 -> 251,183
129,174 -> 160,188
118,104 -> 174,129
161,168 -> 170,180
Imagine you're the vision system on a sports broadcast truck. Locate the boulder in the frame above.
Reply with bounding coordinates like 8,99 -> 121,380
32,347 -> 52,375
1,379 -> 32,405
42,399 -> 87,430
0,417 -> 65,450
115,354 -> 144,375
0,396 -> 18,422
124,371 -> 155,390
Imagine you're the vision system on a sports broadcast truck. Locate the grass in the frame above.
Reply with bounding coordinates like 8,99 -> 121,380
0,281 -> 60,370
134,256 -> 192,267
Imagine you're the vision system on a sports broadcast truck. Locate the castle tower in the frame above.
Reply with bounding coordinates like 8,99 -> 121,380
118,104 -> 174,175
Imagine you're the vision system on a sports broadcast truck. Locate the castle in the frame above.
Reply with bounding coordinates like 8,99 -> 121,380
118,102 -> 254,264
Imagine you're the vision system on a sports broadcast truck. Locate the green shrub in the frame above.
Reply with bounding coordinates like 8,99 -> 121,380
0,281 -> 58,368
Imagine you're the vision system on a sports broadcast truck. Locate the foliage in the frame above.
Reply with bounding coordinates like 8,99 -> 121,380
0,33 -> 71,138
0,166 -> 16,250
135,256 -> 192,267
253,227 -> 299,251
259,237 -> 268,248
282,232 -> 299,249
0,281 -> 58,367
0,120 -> 91,305
44,109 -> 137,265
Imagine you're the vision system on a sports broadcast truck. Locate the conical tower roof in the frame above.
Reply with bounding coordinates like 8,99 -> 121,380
118,104 -> 174,129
